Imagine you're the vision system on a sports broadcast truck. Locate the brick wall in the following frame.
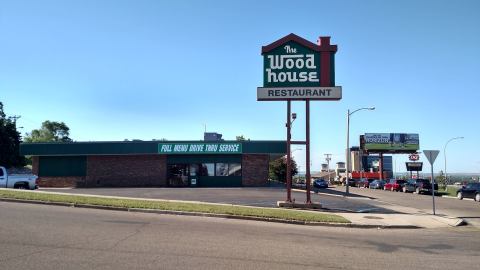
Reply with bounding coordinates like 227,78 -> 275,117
36,176 -> 86,188
85,155 -> 167,187
242,154 -> 269,186
31,156 -> 39,175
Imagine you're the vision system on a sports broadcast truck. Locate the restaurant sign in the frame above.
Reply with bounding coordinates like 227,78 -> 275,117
257,33 -> 341,101
158,143 -> 242,154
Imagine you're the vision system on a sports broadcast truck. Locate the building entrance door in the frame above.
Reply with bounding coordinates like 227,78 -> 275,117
167,164 -> 189,187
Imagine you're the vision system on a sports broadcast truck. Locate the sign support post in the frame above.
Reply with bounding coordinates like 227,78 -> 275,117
424,150 -> 440,215
305,100 -> 311,203
286,100 -> 292,202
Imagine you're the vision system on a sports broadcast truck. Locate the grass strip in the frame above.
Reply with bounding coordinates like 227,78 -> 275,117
0,190 -> 349,224
443,186 -> 460,197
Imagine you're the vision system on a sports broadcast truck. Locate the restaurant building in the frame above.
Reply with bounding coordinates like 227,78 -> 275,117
20,140 -> 286,188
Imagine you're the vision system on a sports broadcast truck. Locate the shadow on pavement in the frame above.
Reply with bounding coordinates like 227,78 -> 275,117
313,187 -> 377,200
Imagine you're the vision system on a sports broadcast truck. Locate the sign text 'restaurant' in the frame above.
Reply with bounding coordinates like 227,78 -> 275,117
257,86 -> 342,100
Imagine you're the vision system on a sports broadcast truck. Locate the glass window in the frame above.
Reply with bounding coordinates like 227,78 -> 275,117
0,169 -> 3,176
200,163 -> 215,176
189,164 -> 199,176
228,163 -> 242,176
215,163 -> 229,176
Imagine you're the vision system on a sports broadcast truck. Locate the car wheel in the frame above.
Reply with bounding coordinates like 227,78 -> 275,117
415,187 -> 421,195
475,193 -> 480,202
457,191 -> 463,200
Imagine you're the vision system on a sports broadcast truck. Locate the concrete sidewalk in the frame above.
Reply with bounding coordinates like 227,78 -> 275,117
336,212 -> 464,229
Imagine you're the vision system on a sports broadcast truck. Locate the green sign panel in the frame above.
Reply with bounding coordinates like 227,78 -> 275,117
263,41 -> 320,88
363,133 -> 419,152
158,143 -> 242,154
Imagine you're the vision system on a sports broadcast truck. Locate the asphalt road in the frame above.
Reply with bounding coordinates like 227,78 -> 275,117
40,187 -> 394,213
334,186 -> 480,226
1,201 -> 479,270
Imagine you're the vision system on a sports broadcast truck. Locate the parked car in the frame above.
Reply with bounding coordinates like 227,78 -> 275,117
313,179 -> 329,188
348,178 -> 358,187
355,178 -> 373,188
403,178 -> 438,194
369,180 -> 385,189
0,166 -> 38,190
384,179 -> 406,192
456,183 -> 480,202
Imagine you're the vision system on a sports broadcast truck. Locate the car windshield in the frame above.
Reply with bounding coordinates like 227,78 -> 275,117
417,179 -> 430,184
396,180 -> 405,184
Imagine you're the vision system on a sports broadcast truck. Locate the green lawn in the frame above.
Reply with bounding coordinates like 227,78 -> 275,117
443,186 -> 460,197
0,189 -> 349,224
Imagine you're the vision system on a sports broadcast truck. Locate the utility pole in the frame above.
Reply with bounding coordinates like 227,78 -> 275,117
324,154 -> 332,183
9,115 -> 21,128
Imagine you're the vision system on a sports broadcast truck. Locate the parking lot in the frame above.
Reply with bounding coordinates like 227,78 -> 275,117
40,186 -> 395,213
40,185 -> 480,226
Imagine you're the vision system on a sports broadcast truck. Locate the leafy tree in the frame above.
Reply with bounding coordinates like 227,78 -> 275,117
436,170 -> 446,190
269,156 -> 298,182
236,135 -> 247,141
0,102 -> 26,168
24,121 -> 72,142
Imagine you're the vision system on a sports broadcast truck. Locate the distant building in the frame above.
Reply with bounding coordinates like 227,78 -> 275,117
204,132 -> 223,141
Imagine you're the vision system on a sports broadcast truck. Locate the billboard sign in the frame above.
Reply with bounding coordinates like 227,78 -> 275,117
158,143 -> 242,154
363,133 -> 419,152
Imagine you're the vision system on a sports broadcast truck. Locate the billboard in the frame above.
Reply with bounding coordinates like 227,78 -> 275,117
362,133 -> 419,152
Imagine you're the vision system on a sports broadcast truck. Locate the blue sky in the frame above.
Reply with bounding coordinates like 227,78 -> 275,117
1,0 -> 479,173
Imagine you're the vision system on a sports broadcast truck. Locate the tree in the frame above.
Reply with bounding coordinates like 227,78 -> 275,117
269,156 -> 298,182
236,135 -> 247,141
0,102 -> 26,168
24,121 -> 73,142
436,170 -> 446,190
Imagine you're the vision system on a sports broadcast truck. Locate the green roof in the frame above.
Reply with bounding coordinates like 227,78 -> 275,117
20,140 -> 286,156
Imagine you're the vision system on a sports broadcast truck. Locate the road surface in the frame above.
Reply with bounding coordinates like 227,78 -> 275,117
1,201 -> 479,270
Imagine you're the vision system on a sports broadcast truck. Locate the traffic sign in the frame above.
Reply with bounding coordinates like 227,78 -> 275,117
423,149 -> 440,215
423,150 -> 439,165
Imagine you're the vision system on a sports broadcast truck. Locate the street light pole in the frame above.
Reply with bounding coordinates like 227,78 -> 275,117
346,107 -> 375,196
443,136 -> 464,189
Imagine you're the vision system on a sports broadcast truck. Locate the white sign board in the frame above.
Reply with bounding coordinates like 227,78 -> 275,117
424,150 -> 440,165
257,86 -> 342,101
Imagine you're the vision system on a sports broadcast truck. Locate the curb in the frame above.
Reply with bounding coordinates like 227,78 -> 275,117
0,197 -> 419,229
442,195 -> 474,201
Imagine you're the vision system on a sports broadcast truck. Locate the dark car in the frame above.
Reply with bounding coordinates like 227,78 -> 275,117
356,178 -> 373,188
313,179 -> 329,188
457,183 -> 480,202
403,178 -> 438,194
369,180 -> 385,189
348,178 -> 358,187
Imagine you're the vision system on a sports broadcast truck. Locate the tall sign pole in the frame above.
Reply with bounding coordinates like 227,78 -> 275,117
286,100 -> 292,202
257,33 -> 341,204
424,150 -> 440,215
305,100 -> 311,203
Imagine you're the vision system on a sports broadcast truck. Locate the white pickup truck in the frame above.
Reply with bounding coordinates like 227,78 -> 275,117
0,166 -> 38,190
